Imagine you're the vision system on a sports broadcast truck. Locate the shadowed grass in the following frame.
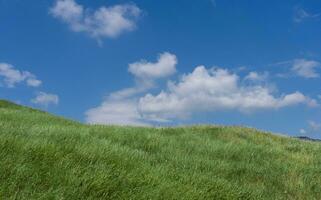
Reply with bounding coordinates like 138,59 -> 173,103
0,100 -> 321,199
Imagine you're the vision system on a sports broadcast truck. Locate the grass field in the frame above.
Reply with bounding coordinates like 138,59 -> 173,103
0,99 -> 321,199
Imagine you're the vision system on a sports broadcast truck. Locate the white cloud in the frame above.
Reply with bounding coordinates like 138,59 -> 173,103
129,52 -> 177,80
31,92 -> 59,106
109,52 -> 178,100
50,0 -> 141,40
294,8 -> 320,23
109,84 -> 154,100
291,59 -> 320,78
86,55 -> 317,125
0,63 -> 59,108
26,78 -> 42,87
138,66 -> 315,121
244,71 -> 268,82
0,63 -> 42,88
85,99 -> 148,126
50,0 -> 83,24
85,52 -> 177,125
272,59 -> 320,79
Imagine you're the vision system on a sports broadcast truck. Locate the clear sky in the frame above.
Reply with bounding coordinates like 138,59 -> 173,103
1,0 -> 321,138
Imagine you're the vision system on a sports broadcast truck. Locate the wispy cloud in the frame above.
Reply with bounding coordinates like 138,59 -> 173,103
0,63 -> 42,88
50,0 -> 141,42
85,99 -> 148,126
291,59 -> 320,78
0,62 -> 59,107
272,59 -> 320,79
308,121 -> 321,131
300,121 -> 321,136
294,7 -> 320,23
31,92 -> 59,107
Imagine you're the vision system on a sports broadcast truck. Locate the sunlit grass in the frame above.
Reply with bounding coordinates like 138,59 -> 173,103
0,100 -> 321,199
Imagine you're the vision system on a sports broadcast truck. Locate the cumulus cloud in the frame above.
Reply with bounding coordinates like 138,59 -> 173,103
138,66 -> 315,121
86,55 -> 317,125
291,59 -> 320,78
50,0 -> 141,40
129,52 -> 177,80
85,52 -> 177,125
31,92 -> 59,106
294,7 -> 320,23
0,63 -> 42,88
111,52 -> 178,100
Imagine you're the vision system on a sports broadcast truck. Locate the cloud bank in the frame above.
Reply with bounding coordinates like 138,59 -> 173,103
138,66 -> 313,121
86,53 -> 317,126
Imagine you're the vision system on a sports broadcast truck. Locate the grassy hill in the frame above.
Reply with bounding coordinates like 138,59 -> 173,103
1,100 -> 321,199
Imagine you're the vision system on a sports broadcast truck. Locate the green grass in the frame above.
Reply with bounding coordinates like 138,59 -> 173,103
1,99 -> 321,199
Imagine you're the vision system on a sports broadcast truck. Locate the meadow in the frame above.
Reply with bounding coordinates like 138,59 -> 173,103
0,100 -> 321,199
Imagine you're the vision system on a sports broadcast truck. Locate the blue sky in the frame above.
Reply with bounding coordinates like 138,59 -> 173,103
1,0 -> 321,137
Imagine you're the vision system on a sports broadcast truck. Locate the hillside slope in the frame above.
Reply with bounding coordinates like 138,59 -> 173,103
0,100 -> 321,199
